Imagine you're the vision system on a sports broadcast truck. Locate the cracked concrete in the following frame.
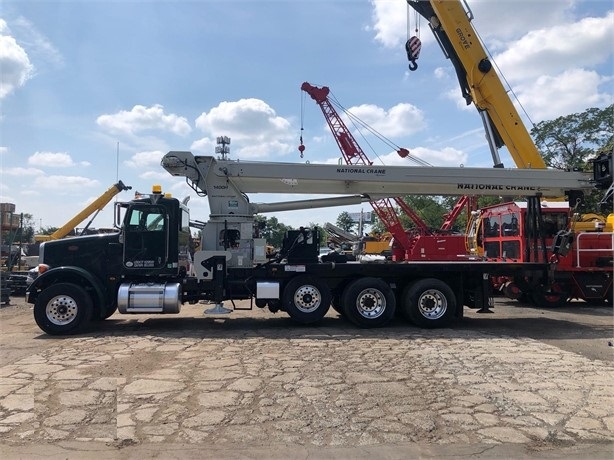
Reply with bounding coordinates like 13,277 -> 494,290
1,296 -> 612,459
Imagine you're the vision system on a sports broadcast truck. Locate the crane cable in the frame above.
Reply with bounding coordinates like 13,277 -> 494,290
406,2 -> 421,40
472,23 -> 535,131
327,90 -> 432,167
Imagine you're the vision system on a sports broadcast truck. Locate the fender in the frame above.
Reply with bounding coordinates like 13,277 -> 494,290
26,266 -> 107,311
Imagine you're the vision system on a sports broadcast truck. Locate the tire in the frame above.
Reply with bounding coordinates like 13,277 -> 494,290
531,283 -> 569,308
96,305 -> 117,321
34,283 -> 93,335
342,277 -> 395,328
282,275 -> 331,324
401,278 -> 456,328
502,281 -> 523,300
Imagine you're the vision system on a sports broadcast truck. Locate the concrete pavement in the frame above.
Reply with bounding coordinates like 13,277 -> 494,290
1,298 -> 613,458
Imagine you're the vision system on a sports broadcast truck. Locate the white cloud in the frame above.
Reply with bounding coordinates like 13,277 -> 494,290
97,104 -> 192,136
516,69 -> 613,121
12,16 -> 63,67
32,175 -> 100,191
28,151 -> 76,168
344,102 -> 426,137
124,150 -> 164,169
370,0 -> 576,50
369,0 -> 408,48
470,1 -> 575,43
190,137 -> 216,155
234,139 -> 295,159
140,170 -> 169,181
194,98 -> 295,158
0,19 -> 34,99
374,2 -> 613,142
380,146 -> 467,168
4,166 -> 44,176
322,144 -> 467,168
434,67 -> 449,80
494,12 -> 614,83
195,98 -> 291,138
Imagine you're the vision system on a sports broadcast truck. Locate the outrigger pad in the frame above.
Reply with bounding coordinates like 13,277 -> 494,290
204,303 -> 232,315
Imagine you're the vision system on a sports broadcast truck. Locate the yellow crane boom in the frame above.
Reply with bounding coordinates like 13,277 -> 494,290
407,0 -> 546,169
36,181 -> 131,242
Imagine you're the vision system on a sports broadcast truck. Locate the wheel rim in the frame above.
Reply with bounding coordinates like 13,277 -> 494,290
535,283 -> 568,307
46,295 -> 79,325
355,288 -> 386,319
503,282 -> 522,300
293,285 -> 322,313
542,284 -> 566,304
417,289 -> 447,320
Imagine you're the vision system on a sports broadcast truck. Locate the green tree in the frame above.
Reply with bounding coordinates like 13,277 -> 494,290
368,195 -> 505,235
397,196 -> 448,230
255,215 -> 293,249
307,222 -> 326,246
531,104 -> 613,170
2,213 -> 36,244
336,211 -> 355,233
20,213 -> 36,243
531,104 -> 613,212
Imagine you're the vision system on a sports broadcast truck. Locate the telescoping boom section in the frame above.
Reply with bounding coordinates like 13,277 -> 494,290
161,151 -> 592,268
161,152 -> 591,202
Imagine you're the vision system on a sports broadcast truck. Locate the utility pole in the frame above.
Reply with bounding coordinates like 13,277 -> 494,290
17,213 -> 23,270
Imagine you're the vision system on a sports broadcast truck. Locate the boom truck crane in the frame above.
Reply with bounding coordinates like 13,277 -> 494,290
26,146 -> 595,335
405,0 -> 613,305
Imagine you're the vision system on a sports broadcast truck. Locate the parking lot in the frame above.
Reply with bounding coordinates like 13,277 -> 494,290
1,294 -> 613,459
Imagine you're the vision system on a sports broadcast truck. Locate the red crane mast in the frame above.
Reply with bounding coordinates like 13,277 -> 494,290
301,82 -> 430,257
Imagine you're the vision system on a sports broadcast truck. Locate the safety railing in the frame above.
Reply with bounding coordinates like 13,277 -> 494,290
575,232 -> 614,268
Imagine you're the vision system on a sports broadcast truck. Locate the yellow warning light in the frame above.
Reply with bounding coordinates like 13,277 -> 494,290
152,185 -> 162,194
164,193 -> 173,198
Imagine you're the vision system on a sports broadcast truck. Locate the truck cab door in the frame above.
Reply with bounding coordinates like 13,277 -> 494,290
123,206 -> 168,270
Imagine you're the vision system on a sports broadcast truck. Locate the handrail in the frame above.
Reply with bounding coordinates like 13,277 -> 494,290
575,232 -> 614,268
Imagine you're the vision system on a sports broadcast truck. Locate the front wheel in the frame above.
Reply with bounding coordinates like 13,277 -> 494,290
96,305 -> 117,321
401,278 -> 456,328
342,277 -> 395,328
282,275 -> 331,324
34,283 -> 93,335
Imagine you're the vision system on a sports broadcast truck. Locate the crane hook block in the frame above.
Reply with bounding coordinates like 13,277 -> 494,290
405,36 -> 421,71
298,144 -> 305,158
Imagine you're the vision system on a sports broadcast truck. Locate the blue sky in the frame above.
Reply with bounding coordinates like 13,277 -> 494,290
1,0 -> 613,232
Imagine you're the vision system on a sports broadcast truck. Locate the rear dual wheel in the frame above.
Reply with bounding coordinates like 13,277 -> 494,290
400,278 -> 456,328
342,277 -> 395,328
